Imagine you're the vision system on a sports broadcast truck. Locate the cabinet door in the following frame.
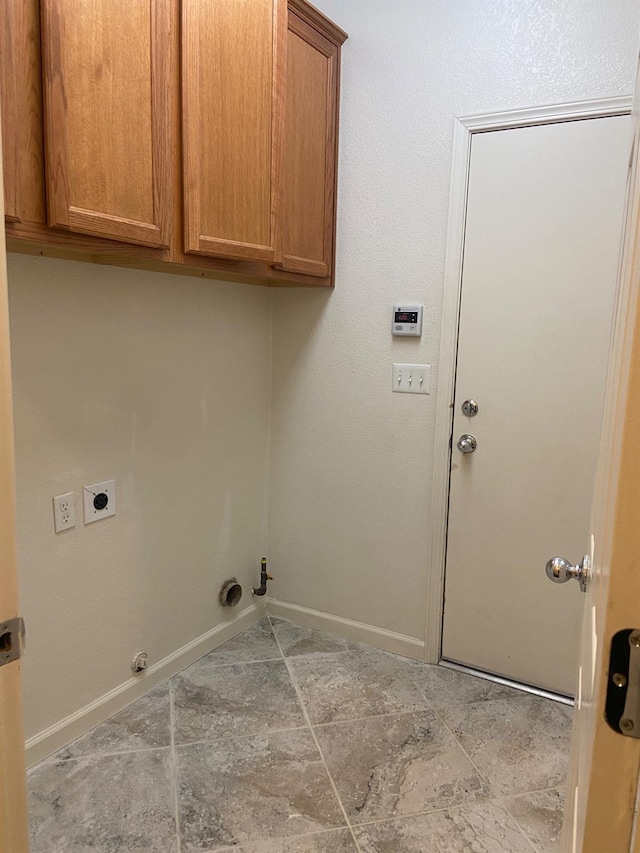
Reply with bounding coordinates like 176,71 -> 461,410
182,0 -> 285,262
0,0 -> 45,224
41,0 -> 172,247
278,12 -> 339,278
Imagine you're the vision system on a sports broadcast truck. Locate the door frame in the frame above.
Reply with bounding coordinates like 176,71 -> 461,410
0,96 -> 29,848
424,95 -> 634,665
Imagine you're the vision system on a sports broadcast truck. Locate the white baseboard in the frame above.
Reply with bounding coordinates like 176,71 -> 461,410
268,599 -> 425,662
25,601 -> 266,768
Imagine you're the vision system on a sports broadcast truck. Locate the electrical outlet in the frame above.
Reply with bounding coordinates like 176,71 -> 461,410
392,363 -> 432,394
83,479 -> 116,524
53,492 -> 75,533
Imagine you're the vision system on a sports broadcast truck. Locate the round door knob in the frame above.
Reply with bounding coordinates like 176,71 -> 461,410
545,555 -> 589,592
545,556 -> 572,583
457,434 -> 477,454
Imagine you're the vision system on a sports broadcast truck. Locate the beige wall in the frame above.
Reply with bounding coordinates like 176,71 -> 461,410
269,0 -> 640,640
8,255 -> 272,738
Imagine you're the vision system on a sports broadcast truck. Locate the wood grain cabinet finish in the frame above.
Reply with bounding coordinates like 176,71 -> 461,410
0,0 -> 45,225
278,1 -> 346,278
182,0 -> 285,262
2,0 -> 347,286
41,0 -> 173,247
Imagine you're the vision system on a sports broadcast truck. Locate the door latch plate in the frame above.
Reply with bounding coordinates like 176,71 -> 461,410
0,616 -> 25,667
605,628 -> 640,737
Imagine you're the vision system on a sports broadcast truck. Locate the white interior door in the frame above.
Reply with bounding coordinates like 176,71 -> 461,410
441,115 -> 631,696
563,75 -> 640,851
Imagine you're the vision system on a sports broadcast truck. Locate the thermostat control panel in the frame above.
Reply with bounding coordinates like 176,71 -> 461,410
392,304 -> 423,336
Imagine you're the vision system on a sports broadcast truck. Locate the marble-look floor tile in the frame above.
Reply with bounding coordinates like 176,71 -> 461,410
203,618 -> 281,665
50,684 -> 171,760
28,749 -> 177,852
411,665 -> 522,707
173,658 -> 305,744
270,619 -> 365,658
288,648 -> 431,724
441,696 -> 573,796
176,729 -> 345,851
504,787 -> 565,852
216,828 -> 359,851
354,802 -> 534,852
315,711 -> 489,821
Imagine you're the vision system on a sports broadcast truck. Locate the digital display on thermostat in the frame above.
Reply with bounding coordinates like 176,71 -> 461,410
392,304 -> 423,337
395,311 -> 418,324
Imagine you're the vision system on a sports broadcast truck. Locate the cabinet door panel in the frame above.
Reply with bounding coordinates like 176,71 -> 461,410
182,0 -> 284,262
278,13 -> 338,277
0,0 -> 46,224
41,0 -> 171,247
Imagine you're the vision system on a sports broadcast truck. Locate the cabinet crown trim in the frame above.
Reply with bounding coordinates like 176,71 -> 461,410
288,0 -> 348,44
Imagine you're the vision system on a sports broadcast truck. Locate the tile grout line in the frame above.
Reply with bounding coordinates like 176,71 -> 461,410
34,722 -> 316,767
31,742 -> 173,767
438,711 -> 568,803
169,680 -> 182,853
347,795 -> 548,842
345,784 -> 565,830
498,782 -> 567,800
174,724 -> 310,751
268,614 -> 287,662
206,826 -> 358,853
270,618 -> 364,853
311,706 -> 437,728
182,655 -> 286,671
499,802 -> 543,853
436,714 -> 492,788
346,796 -> 513,828
435,712 -> 553,852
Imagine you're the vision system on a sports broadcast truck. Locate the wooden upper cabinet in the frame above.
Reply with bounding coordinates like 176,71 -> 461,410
182,0 -> 285,262
0,0 -> 46,225
40,0 -> 172,247
2,0 -> 347,285
278,1 -> 346,279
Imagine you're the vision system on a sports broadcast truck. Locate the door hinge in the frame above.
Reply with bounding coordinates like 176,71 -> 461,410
605,628 -> 640,737
0,616 -> 25,667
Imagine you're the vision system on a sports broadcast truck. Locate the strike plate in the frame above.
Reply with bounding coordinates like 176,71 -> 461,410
0,616 -> 25,667
605,628 -> 640,737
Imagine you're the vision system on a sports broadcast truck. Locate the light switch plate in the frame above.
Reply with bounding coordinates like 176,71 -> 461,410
83,479 -> 116,524
392,363 -> 431,394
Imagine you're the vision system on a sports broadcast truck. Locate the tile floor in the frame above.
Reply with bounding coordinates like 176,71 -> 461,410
28,617 -> 573,852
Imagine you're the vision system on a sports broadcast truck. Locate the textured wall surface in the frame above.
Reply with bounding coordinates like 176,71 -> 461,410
269,0 -> 640,639
9,256 -> 272,737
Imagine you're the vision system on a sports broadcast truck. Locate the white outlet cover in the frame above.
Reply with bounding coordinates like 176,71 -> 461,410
83,479 -> 116,524
53,492 -> 75,533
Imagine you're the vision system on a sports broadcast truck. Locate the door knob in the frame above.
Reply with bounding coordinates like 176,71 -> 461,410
457,434 -> 477,454
545,555 -> 589,592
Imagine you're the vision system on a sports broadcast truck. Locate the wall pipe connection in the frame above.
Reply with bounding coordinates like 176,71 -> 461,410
252,557 -> 272,596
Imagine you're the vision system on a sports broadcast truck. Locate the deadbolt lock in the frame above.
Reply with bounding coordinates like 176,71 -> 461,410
462,399 -> 479,417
